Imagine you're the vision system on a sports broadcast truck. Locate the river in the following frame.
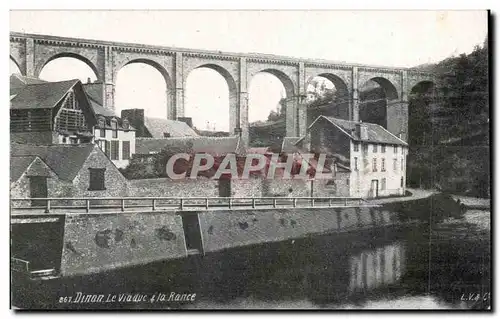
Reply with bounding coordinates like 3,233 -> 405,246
12,209 -> 491,310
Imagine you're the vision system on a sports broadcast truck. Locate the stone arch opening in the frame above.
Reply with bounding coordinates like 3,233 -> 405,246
115,59 -> 173,120
247,69 -> 296,148
359,77 -> 399,128
10,56 -> 22,75
248,72 -> 289,147
407,80 -> 436,188
38,53 -> 99,80
306,73 -> 350,122
185,64 -> 237,134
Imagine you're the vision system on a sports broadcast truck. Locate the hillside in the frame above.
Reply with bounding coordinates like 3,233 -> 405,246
407,40 -> 489,197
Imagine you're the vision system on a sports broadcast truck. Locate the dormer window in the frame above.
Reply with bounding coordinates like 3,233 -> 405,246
98,116 -> 105,128
98,116 -> 106,137
111,118 -> 118,138
122,119 -> 130,130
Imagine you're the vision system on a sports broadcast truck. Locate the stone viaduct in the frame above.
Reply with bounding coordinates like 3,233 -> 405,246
10,32 -> 435,145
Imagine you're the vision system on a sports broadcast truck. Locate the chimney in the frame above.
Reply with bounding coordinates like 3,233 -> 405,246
355,122 -> 368,140
121,109 -> 146,137
177,117 -> 193,128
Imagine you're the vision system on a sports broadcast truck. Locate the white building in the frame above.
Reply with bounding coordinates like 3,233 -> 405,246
302,116 -> 408,198
84,82 -> 136,169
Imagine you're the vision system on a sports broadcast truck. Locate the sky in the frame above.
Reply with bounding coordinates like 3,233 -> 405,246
9,10 -> 488,131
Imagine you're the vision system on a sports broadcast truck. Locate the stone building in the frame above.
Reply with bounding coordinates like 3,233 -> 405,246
10,143 -> 129,206
298,116 -> 408,198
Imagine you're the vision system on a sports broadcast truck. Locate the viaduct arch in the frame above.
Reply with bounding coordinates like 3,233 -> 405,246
10,32 -> 436,146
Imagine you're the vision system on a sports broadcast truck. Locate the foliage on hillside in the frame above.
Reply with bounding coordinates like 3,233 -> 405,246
407,39 -> 489,197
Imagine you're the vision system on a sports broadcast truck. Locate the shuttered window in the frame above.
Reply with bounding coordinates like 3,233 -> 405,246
111,140 -> 119,160
122,141 -> 130,160
88,168 -> 106,191
105,141 -> 111,158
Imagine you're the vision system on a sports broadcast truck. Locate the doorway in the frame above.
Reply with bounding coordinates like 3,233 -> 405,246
182,212 -> 203,254
370,179 -> 379,198
29,176 -> 48,207
218,179 -> 231,197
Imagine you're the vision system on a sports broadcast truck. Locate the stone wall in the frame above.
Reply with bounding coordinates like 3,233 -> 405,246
128,178 -> 219,198
60,211 -> 187,276
264,179 -> 311,197
198,206 -> 394,253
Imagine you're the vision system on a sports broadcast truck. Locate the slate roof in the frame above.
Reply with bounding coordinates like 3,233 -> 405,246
144,117 -> 198,138
10,155 -> 38,183
81,84 -> 118,118
10,79 -> 80,110
10,74 -> 47,96
88,98 -> 117,117
10,143 -> 95,182
135,136 -> 243,156
319,116 -> 408,146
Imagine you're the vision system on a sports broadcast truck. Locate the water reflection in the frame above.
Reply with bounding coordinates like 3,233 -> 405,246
12,216 -> 491,310
348,242 -> 405,293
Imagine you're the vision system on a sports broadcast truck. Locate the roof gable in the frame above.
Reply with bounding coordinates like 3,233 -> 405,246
11,143 -> 95,181
10,79 -> 80,110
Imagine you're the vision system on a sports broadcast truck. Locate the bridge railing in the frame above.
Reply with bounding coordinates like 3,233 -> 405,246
10,196 -> 368,214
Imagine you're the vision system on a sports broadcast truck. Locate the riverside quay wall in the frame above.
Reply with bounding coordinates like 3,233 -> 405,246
11,204 -> 398,278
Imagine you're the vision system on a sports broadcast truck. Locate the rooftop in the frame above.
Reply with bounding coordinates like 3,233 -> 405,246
10,76 -> 80,110
318,116 -> 408,146
135,136 -> 244,156
11,143 -> 96,182
144,117 -> 198,138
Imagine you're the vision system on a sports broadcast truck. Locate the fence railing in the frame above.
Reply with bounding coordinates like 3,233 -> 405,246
11,196 -> 368,213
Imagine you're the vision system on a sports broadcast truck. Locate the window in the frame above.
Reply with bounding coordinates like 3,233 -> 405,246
372,158 -> 377,172
401,158 -> 404,171
362,144 -> 368,152
122,119 -> 130,130
393,159 -> 398,171
401,177 -> 404,188
100,128 -> 106,138
353,142 -> 359,152
122,141 -> 130,160
354,157 -> 358,171
381,145 -> 386,153
105,141 -> 111,158
373,144 -> 378,153
381,158 -> 386,172
381,178 -> 386,190
88,168 -> 106,191
346,179 -> 350,188
111,140 -> 119,160
394,145 -> 398,154
111,119 -> 118,138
